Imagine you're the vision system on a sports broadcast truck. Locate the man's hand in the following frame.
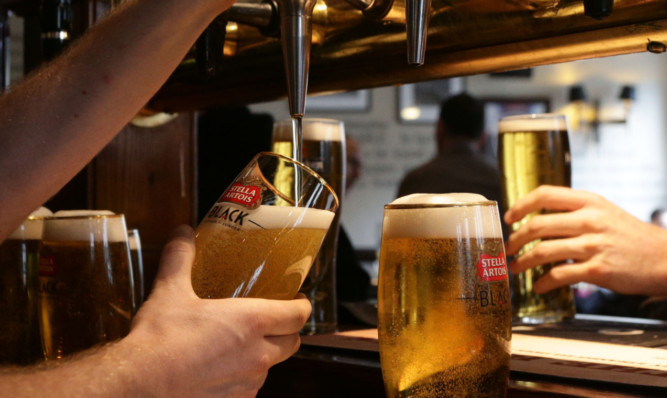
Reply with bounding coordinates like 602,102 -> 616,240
123,225 -> 311,397
505,186 -> 667,296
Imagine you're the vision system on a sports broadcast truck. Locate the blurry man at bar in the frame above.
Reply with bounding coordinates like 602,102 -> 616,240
0,207 -> 51,365
498,113 -> 576,323
0,0 -> 312,395
397,94 -> 504,216
378,194 -> 511,398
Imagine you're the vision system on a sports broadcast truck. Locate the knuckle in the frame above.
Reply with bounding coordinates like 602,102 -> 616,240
290,334 -> 302,355
532,242 -> 553,259
256,353 -> 273,372
524,219 -> 542,236
580,210 -> 604,232
535,185 -> 552,196
245,310 -> 266,336
162,238 -> 192,256
584,260 -> 608,281
581,235 -> 603,255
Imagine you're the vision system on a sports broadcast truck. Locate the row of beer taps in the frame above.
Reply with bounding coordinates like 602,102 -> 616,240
202,0 -> 615,120
222,0 -> 430,119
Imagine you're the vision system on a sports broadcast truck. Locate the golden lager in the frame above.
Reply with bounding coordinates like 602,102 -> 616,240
39,212 -> 134,360
378,194 -> 511,398
191,152 -> 337,301
0,208 -> 51,365
498,113 -> 576,323
272,118 -> 345,334
192,205 -> 332,299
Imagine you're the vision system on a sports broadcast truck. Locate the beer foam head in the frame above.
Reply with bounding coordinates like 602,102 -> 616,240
382,193 -> 503,239
8,206 -> 53,240
257,205 -> 334,230
498,113 -> 568,134
43,210 -> 128,242
203,203 -> 334,231
274,118 -> 344,142
53,210 -> 116,217
391,193 -> 489,206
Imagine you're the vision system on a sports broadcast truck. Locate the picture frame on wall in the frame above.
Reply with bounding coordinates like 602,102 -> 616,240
397,78 -> 465,124
306,89 -> 371,112
481,97 -> 550,160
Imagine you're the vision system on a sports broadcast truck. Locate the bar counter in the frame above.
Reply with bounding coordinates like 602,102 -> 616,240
258,315 -> 667,397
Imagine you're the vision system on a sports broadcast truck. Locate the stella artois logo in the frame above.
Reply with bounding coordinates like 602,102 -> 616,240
476,253 -> 508,282
220,178 -> 264,210
39,255 -> 57,276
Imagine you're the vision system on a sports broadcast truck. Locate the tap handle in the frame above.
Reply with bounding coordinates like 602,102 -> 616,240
195,13 -> 229,80
406,0 -> 430,66
228,0 -> 280,36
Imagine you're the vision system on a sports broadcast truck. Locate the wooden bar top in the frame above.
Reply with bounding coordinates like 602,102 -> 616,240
258,314 -> 667,397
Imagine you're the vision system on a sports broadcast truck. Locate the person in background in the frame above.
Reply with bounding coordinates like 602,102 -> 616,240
336,137 -> 374,324
396,93 -> 506,236
505,185 -> 667,318
0,0 -> 311,395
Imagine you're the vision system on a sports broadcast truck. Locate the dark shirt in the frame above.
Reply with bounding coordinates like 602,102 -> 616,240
396,142 -> 507,237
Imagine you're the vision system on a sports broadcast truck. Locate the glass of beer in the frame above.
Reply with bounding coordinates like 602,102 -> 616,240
272,118 -> 345,334
38,211 -> 135,360
128,229 -> 145,310
378,194 -> 511,398
0,207 -> 52,365
191,152 -> 338,300
498,113 -> 576,324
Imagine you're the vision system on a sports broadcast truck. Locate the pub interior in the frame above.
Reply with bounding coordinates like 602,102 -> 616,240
1,0 -> 667,396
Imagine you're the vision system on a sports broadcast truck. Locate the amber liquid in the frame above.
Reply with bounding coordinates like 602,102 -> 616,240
498,129 -> 576,323
192,223 -> 328,300
378,237 -> 511,397
39,241 -> 133,360
0,239 -> 43,365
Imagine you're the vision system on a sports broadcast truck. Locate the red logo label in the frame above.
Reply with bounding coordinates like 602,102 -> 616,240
39,255 -> 57,276
476,253 -> 508,282
221,183 -> 262,209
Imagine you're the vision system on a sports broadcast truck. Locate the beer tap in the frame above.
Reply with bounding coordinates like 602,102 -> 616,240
279,0 -> 317,118
406,0 -> 430,65
223,0 -> 427,116
226,0 -> 314,118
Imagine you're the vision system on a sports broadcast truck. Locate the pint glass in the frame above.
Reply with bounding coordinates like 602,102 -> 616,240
272,118 -> 345,334
0,207 -> 51,365
191,152 -> 338,300
498,113 -> 576,324
378,194 -> 511,398
38,211 -> 135,360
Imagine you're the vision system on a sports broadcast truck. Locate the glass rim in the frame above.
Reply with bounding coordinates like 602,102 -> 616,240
384,200 -> 498,210
255,152 -> 339,211
42,213 -> 127,221
273,117 -> 344,126
499,113 -> 566,121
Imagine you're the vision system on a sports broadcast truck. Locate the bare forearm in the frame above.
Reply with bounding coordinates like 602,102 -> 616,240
0,340 -> 147,397
0,0 -> 232,240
